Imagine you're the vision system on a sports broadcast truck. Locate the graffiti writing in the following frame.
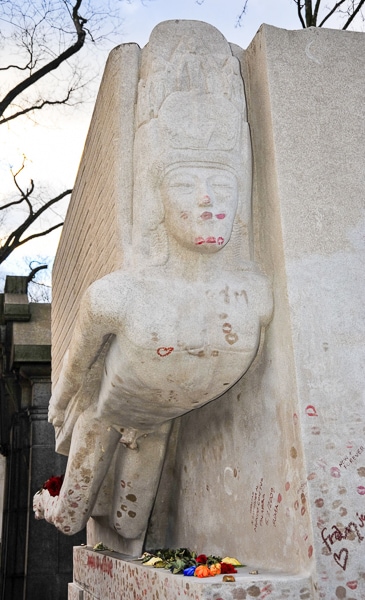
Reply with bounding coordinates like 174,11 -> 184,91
250,479 -> 280,530
339,445 -> 364,470
157,347 -> 174,357
321,512 -> 365,571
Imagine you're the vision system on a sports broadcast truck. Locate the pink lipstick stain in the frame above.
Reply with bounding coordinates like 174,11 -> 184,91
330,467 -> 341,478
201,211 -> 213,220
216,213 -> 226,219
194,237 -> 205,245
347,581 -> 358,590
305,405 -> 318,417
357,485 -> 365,495
194,236 -> 225,246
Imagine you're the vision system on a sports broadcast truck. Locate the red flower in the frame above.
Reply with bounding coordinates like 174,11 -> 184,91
196,554 -> 208,564
220,562 -> 237,574
43,475 -> 64,497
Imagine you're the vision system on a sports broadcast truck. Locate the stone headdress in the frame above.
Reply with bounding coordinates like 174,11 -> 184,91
132,20 -> 253,268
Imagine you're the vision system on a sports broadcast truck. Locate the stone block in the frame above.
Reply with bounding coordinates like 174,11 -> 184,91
71,546 -> 314,600
68,582 -> 83,600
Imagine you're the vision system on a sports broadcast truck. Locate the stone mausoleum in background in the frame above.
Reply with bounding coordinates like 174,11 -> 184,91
0,275 -> 85,600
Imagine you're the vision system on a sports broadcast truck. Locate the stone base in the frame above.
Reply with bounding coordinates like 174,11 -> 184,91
69,546 -> 315,599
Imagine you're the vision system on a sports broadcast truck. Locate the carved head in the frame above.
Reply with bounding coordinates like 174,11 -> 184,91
131,21 -> 252,268
132,92 -> 252,267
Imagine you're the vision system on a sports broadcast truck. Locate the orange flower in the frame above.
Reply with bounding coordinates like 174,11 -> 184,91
209,563 -> 221,576
194,565 -> 211,578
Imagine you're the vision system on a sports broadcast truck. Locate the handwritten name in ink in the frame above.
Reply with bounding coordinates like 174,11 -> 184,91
321,512 -> 365,571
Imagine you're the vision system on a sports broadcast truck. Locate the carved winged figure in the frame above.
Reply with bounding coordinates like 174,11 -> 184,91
33,21 -> 273,555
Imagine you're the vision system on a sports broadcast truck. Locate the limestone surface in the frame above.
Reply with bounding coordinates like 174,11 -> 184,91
34,20 -> 273,555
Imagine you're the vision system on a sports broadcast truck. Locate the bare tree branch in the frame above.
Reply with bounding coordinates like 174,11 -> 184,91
26,263 -> 48,284
236,0 -> 249,28
0,1 -> 124,267
0,173 -> 71,265
0,59 -> 34,72
342,0 -> 365,28
305,0 -> 314,25
0,221 -> 64,265
294,0 -> 307,28
313,0 -> 322,24
318,0 -> 348,26
0,0 -> 87,121
0,87 -> 78,125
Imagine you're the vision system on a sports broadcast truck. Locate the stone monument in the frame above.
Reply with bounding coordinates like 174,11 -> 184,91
33,20 -> 365,600
33,20 -> 272,557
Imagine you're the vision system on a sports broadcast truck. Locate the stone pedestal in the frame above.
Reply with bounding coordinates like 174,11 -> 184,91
68,546 -> 314,600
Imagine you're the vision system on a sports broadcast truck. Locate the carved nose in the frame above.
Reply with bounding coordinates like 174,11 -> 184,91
199,195 -> 211,206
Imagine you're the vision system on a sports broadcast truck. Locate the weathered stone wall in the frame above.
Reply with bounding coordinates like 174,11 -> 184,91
52,44 -> 140,384
148,25 -> 365,596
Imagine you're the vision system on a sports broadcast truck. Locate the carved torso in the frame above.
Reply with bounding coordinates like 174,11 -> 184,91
95,271 -> 271,432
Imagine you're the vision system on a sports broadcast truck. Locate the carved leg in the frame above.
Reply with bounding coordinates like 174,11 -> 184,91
111,420 -> 172,540
34,405 -> 121,535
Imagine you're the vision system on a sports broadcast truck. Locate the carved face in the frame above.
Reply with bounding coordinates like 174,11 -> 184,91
161,166 -> 238,253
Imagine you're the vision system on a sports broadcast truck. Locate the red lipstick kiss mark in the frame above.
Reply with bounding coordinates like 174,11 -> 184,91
330,467 -> 341,478
357,485 -> 365,495
157,347 -> 174,357
261,584 -> 273,599
216,213 -> 226,219
194,236 -> 224,246
194,237 -> 205,245
347,581 -> 358,590
305,405 -> 318,417
334,548 -> 348,571
201,211 -> 213,220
